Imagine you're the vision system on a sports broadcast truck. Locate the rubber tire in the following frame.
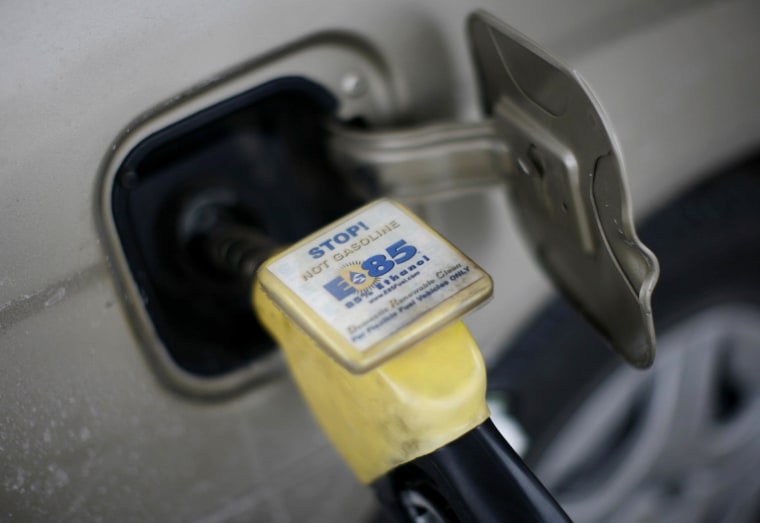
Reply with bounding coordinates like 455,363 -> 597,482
488,157 -> 760,467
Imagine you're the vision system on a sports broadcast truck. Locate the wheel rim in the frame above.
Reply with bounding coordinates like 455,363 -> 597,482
534,304 -> 760,523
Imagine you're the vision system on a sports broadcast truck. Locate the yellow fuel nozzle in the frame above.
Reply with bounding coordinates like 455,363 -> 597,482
251,199 -> 571,522
253,199 -> 493,483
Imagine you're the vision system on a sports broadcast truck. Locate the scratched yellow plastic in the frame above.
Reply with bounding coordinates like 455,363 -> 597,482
254,282 -> 490,484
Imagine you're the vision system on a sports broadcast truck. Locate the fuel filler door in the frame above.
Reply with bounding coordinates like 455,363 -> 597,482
333,12 -> 659,368
470,12 -> 658,367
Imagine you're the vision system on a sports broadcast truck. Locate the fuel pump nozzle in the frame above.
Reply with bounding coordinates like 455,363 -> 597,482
209,199 -> 570,522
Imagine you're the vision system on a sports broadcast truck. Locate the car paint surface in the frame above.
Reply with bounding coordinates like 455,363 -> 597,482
2,0 -> 759,520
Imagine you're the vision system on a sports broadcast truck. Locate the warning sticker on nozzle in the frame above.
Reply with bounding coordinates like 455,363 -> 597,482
267,200 -> 487,351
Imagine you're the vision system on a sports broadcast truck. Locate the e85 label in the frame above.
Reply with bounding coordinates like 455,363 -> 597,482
264,199 -> 489,355
323,240 -> 419,302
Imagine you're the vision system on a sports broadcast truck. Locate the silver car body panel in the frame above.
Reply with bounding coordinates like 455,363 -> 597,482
2,0 -> 760,520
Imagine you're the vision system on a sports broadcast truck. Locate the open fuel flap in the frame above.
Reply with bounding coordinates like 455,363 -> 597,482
332,12 -> 659,368
469,12 -> 659,367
